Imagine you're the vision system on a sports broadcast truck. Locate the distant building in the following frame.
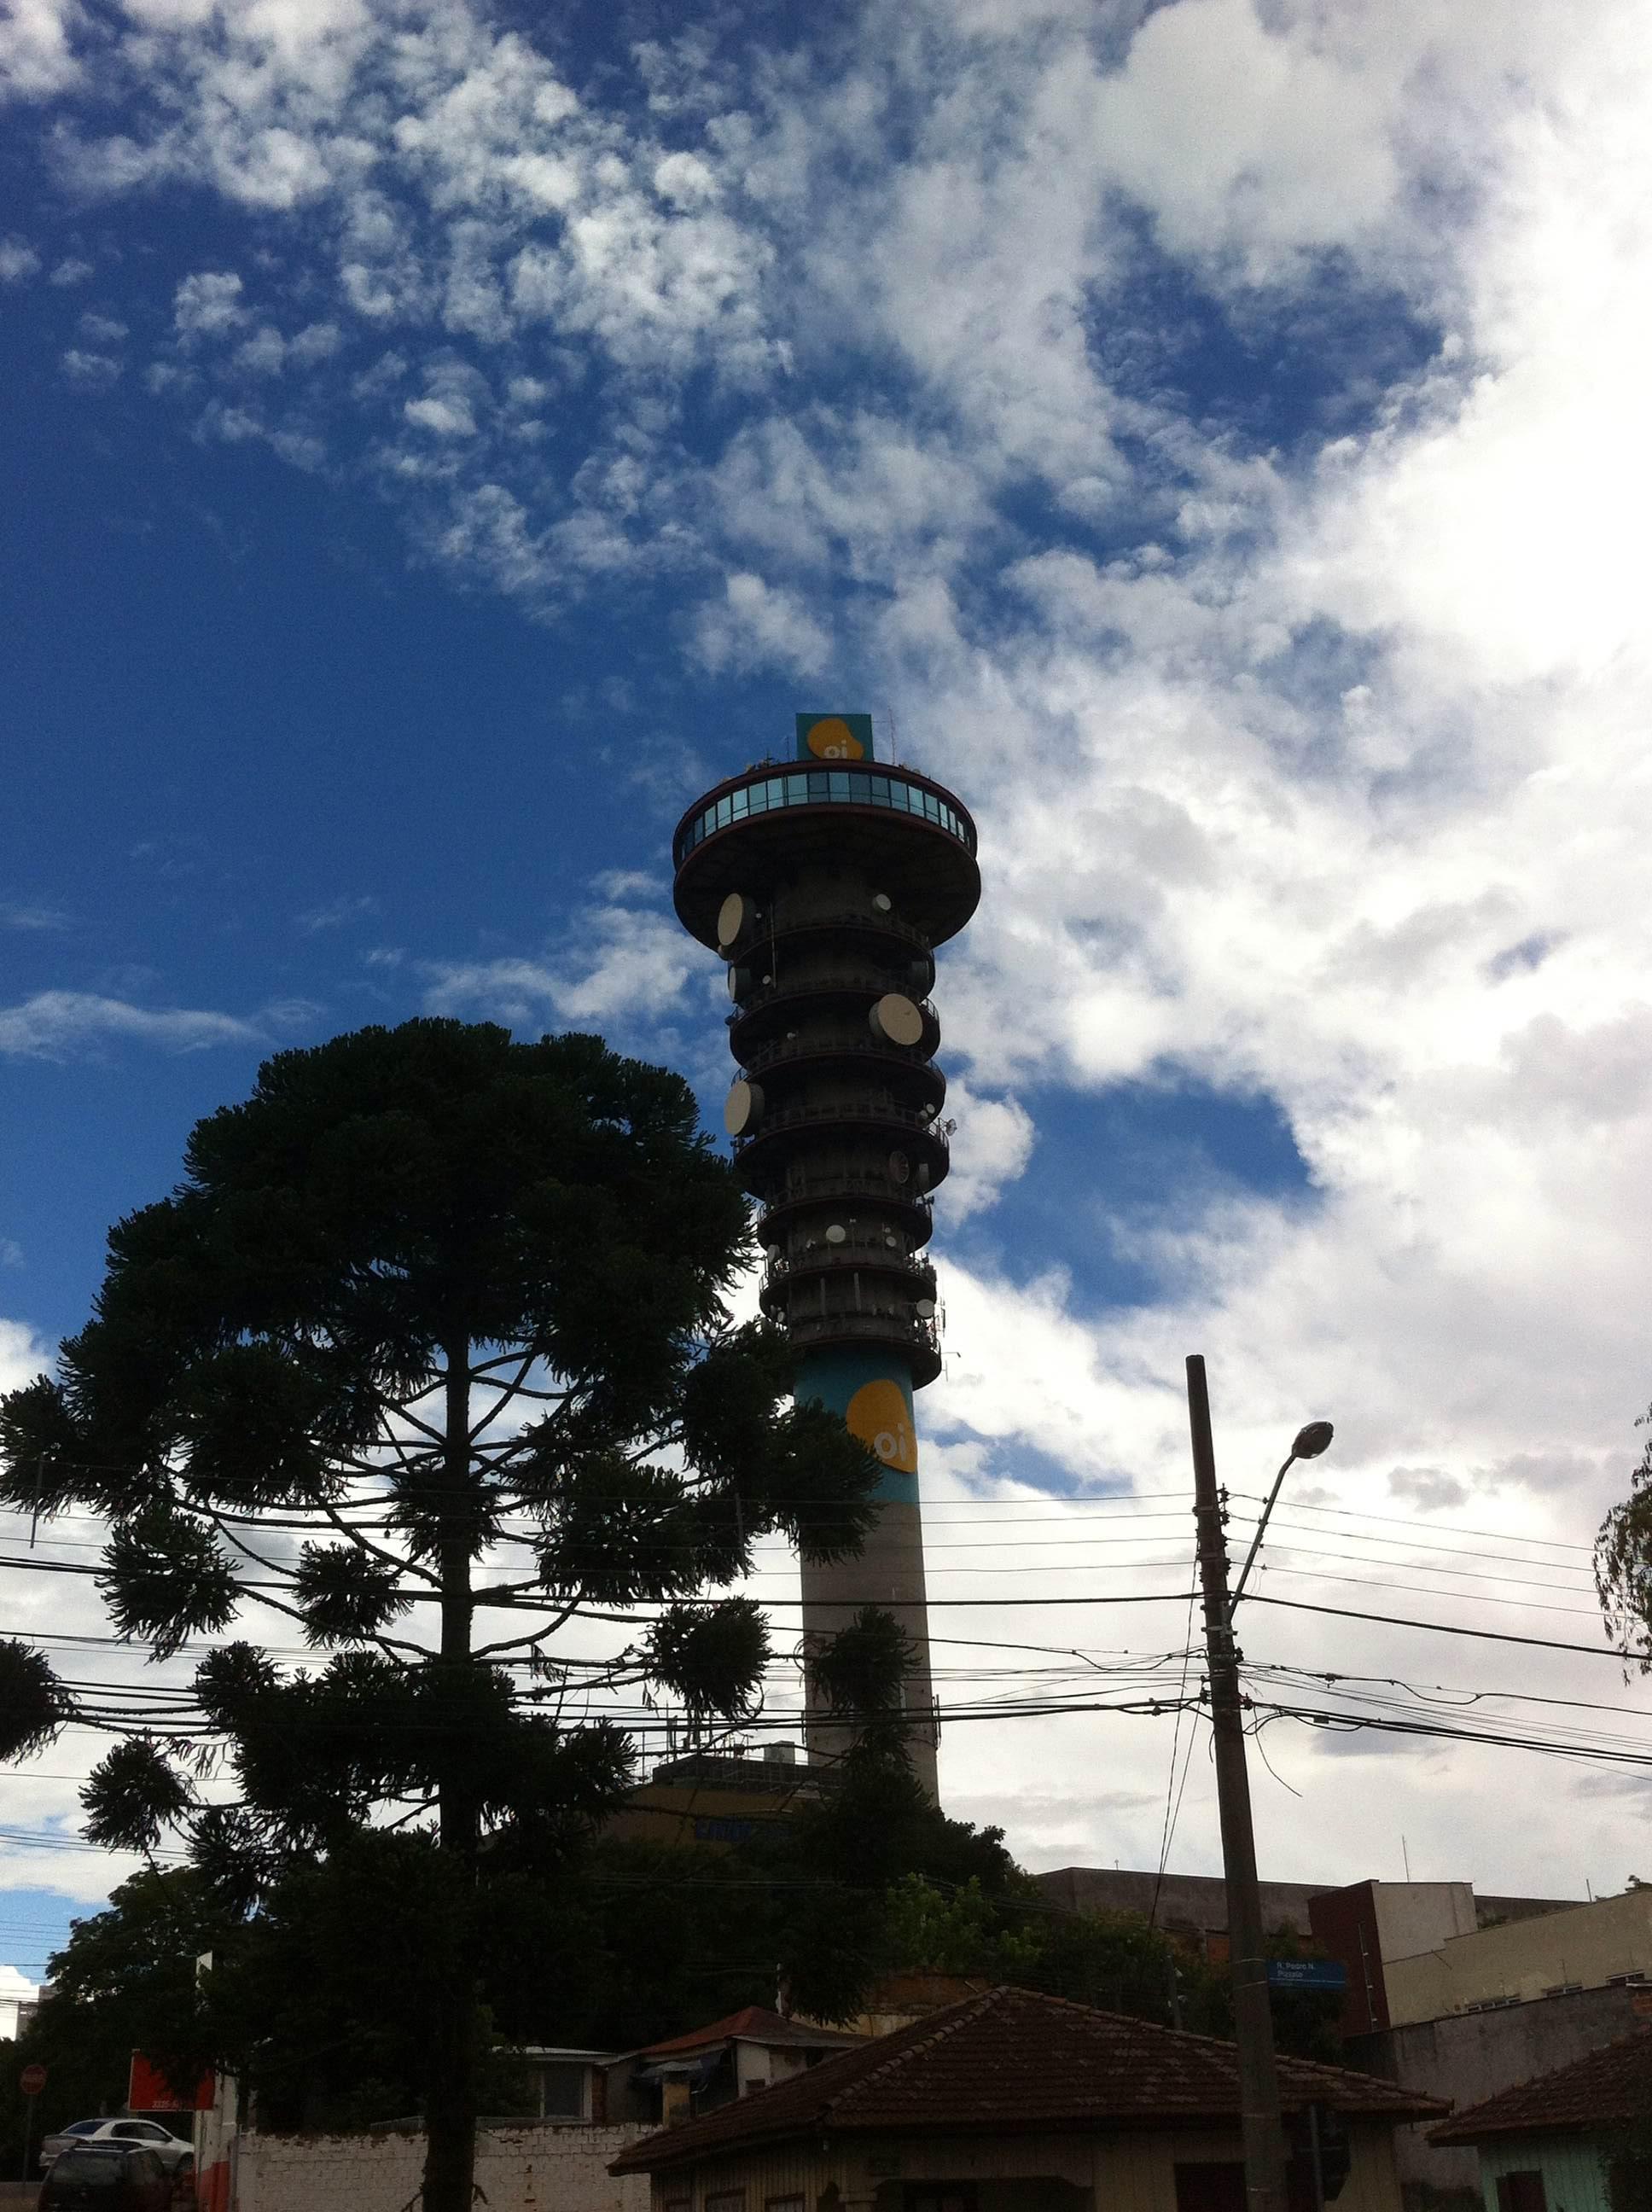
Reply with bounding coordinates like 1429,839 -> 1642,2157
1343,1887 -> 1652,2030
2,1970 -> 42,2040
1032,1871 -> 1574,1976
605,1743 -> 819,1851
1307,1883 -> 1597,2039
1035,1867 -> 1329,1954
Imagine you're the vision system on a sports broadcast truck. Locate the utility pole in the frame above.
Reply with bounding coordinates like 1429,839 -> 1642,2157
1187,1353 -> 1286,2212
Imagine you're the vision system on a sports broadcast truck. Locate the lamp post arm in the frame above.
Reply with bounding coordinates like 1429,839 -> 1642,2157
1231,1453 -> 1295,1611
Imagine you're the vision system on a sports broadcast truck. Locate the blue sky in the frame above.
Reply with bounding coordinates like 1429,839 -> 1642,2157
6,0 -> 1652,1979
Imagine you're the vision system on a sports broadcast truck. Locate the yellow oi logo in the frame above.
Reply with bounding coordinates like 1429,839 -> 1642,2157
846,1378 -> 917,1475
805,715 -> 865,761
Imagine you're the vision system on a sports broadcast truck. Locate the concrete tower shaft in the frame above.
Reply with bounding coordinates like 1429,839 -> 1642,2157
672,723 -> 980,1800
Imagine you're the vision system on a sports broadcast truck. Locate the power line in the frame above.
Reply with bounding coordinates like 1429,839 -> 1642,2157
1250,1592 -> 1637,1662
1230,1492 -> 1596,1554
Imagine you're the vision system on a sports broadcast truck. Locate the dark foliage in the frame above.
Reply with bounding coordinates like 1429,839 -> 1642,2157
1608,2114 -> 1652,2212
0,1638 -> 71,1760
0,1020 -> 895,2212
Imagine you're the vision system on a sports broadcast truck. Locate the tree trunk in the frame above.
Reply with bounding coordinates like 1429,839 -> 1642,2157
420,1338 -> 480,2212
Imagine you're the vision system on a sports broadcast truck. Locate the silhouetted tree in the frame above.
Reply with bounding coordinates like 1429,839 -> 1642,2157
1597,1406 -> 1652,1671
0,1019 -> 884,2212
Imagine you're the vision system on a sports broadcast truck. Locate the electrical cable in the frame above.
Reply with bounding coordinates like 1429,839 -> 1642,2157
1249,1592 -> 1636,1661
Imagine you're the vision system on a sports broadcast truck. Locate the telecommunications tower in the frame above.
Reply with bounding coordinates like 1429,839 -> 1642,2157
672,713 -> 980,1798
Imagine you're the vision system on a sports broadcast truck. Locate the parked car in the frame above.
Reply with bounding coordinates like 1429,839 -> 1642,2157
38,2143 -> 175,2209
39,2119 -> 192,2177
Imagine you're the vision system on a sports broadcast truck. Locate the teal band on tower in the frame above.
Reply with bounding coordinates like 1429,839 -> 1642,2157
672,715 -> 980,1802
795,1346 -> 919,1506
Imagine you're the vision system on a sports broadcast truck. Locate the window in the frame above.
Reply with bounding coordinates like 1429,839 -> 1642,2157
1175,2163 -> 1247,2212
706,2193 -> 745,2212
766,2197 -> 806,2212
45,2151 -> 123,2187
675,769 -> 976,867
1496,2176 -> 1547,2212
537,2061 -> 587,2120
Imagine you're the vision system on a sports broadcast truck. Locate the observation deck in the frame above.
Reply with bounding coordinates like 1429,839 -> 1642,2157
673,760 -> 980,950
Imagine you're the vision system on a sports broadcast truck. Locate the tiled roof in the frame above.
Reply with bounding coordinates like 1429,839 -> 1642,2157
1429,2029 -> 1652,2144
641,2006 -> 862,2058
611,1985 -> 1446,2173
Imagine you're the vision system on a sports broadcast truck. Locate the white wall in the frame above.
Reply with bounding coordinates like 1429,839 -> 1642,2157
235,2122 -> 652,2212
1373,1883 -> 1478,1965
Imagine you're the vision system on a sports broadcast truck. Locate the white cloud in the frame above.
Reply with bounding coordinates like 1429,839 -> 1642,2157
296,894 -> 377,933
0,992 -> 263,1059
404,393 -> 475,437
59,346 -> 120,387
0,1317 -> 50,1391
692,571 -> 831,677
0,0 -> 79,99
422,903 -> 695,1031
0,236 -> 40,282
1091,0 -> 1400,281
938,1082 -> 1035,1221
0,901 -> 72,931
173,269 -> 248,338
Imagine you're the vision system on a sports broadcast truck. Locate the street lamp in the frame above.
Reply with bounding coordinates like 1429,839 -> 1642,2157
1231,1417 -> 1335,1609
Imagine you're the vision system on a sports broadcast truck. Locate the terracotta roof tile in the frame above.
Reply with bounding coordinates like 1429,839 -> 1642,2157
1429,2028 -> 1652,2144
640,2006 -> 860,2058
611,1985 -> 1446,2174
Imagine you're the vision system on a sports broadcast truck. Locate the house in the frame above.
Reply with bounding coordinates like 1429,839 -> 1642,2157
1428,2026 -> 1652,2212
609,1983 -> 1446,2212
1341,1978 -> 1652,2203
511,2046 -> 620,2122
608,2007 -> 866,2126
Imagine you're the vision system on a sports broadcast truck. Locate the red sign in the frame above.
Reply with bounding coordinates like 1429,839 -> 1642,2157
128,2053 -> 212,2113
20,2064 -> 46,2098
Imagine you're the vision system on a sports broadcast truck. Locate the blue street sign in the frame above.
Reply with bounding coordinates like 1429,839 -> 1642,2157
1267,1959 -> 1349,1991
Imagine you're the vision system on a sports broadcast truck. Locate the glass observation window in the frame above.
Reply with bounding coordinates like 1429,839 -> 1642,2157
676,768 -> 974,864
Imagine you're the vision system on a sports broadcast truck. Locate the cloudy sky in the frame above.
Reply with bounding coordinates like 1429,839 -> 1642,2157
5,0 -> 1652,1989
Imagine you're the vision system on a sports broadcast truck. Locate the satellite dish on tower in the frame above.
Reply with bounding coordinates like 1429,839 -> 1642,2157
724,1080 -> 764,1137
717,892 -> 753,951
869,993 -> 924,1047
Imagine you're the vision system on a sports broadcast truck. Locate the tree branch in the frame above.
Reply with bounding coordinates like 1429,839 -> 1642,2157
320,1503 -> 441,1590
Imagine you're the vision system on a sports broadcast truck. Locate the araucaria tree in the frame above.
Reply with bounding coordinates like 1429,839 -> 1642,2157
0,1021 -> 886,2212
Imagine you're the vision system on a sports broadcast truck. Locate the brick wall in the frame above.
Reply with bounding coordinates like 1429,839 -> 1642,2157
234,2120 -> 652,2212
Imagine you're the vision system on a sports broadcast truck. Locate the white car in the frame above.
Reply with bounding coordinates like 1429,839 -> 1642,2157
38,2117 -> 194,2176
